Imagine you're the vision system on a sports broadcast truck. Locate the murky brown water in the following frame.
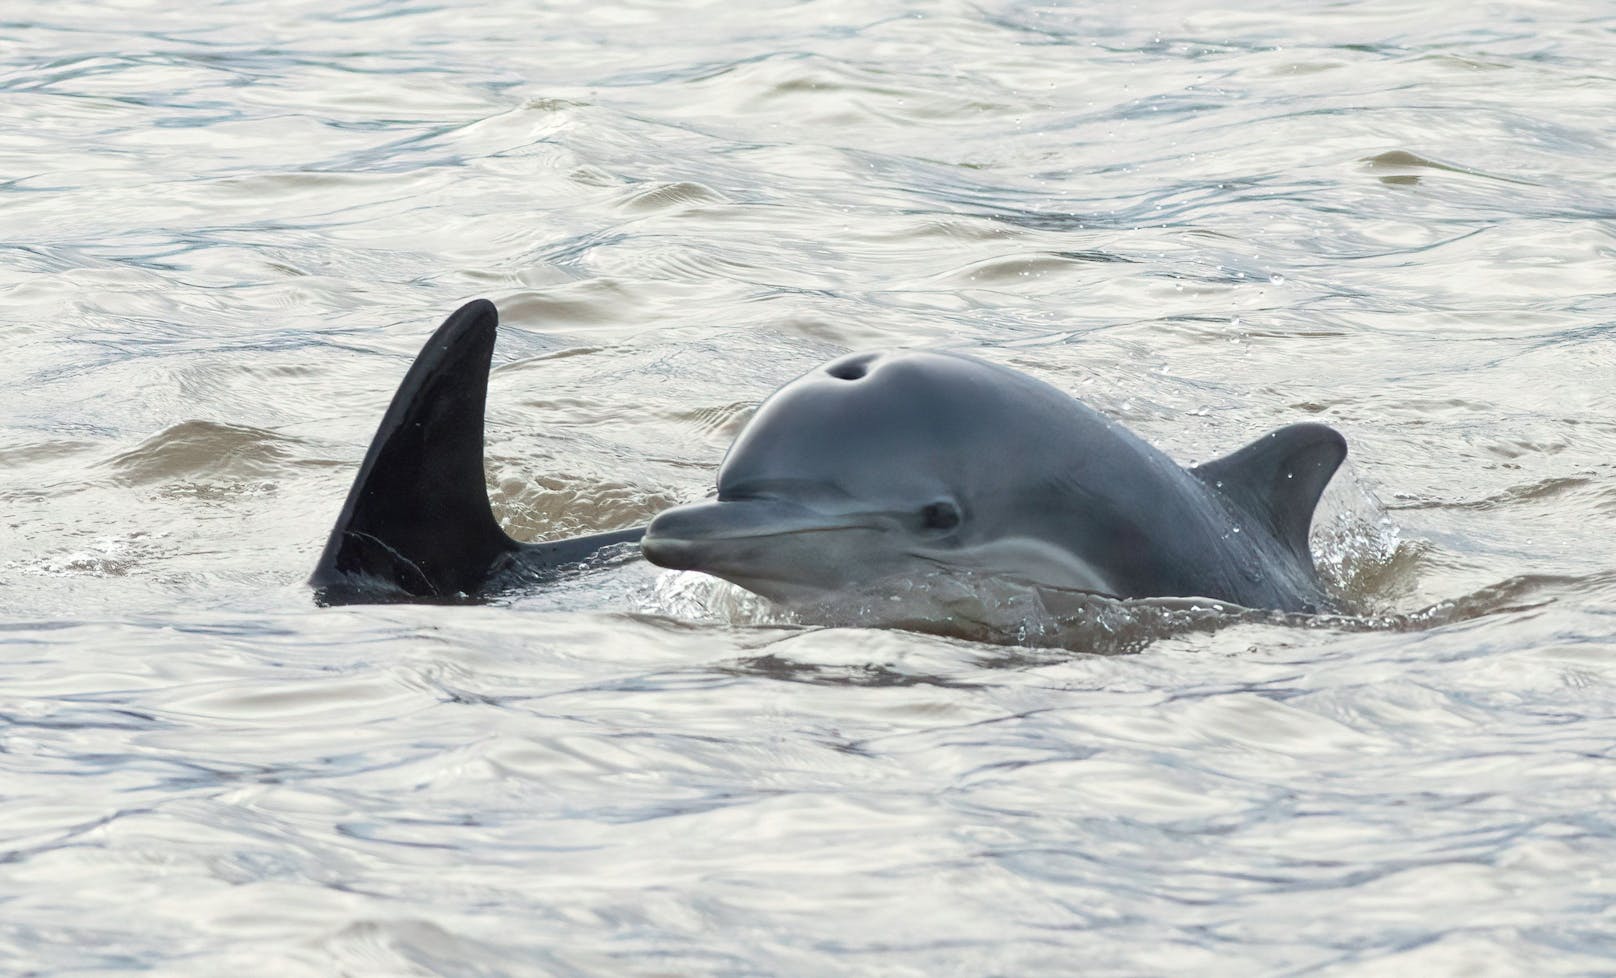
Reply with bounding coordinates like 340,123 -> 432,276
4,2 -> 1616,974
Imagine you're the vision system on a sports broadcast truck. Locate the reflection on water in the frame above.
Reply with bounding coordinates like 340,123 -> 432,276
4,1 -> 1616,974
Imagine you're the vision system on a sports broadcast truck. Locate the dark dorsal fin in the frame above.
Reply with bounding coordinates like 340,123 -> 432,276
311,299 -> 518,600
1189,423 -> 1347,565
310,299 -> 645,604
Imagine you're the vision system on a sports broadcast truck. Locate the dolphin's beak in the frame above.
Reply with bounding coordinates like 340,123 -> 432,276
641,497 -> 856,571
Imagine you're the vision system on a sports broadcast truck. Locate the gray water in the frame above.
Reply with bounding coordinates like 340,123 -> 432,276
4,2 -> 1616,974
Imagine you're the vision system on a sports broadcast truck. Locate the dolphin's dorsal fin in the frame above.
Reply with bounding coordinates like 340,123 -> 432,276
1189,423 -> 1347,564
310,299 -> 647,604
311,299 -> 519,599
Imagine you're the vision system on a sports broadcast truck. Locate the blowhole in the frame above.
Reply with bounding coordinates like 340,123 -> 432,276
826,354 -> 876,381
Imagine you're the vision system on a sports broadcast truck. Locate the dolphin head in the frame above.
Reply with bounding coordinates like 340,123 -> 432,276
641,351 -> 1105,604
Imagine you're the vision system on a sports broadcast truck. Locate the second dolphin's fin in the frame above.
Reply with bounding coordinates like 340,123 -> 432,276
310,299 -> 643,604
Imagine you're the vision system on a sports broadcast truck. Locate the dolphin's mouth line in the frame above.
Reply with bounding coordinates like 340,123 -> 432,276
645,522 -> 886,547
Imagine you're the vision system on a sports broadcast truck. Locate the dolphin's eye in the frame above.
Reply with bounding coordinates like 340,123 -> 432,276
920,500 -> 961,532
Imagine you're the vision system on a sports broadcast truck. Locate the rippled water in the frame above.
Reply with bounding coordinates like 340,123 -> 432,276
4,2 -> 1616,974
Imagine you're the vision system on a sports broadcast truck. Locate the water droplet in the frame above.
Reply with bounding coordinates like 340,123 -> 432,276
1270,273 -> 1285,285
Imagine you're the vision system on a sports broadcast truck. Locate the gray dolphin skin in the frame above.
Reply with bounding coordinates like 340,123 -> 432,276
640,350 -> 1346,614
313,300 -> 1346,614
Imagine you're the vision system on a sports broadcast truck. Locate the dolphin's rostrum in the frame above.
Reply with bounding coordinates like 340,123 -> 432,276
313,300 -> 1346,614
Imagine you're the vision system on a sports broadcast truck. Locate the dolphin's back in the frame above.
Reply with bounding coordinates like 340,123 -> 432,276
876,353 -> 1347,611
1037,406 -> 1345,612
951,357 -> 1345,612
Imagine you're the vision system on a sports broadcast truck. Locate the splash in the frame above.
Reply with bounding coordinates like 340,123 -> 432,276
1309,461 -> 1427,614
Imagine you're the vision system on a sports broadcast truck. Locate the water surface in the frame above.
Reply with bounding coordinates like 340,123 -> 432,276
4,2 -> 1616,974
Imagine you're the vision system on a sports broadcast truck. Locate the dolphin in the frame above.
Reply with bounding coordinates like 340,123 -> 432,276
639,350 -> 1346,613
312,300 -> 1346,614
